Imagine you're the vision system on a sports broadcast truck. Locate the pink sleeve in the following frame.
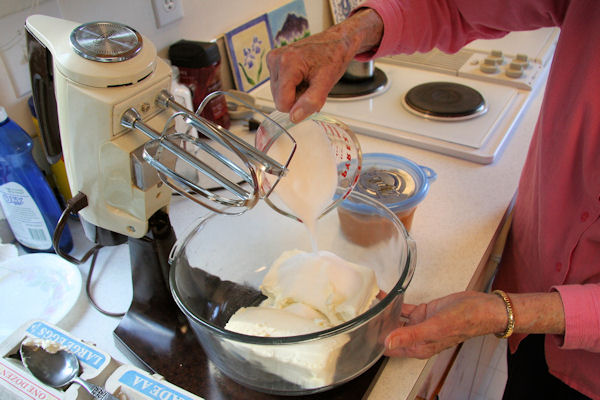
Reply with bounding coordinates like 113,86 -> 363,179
353,0 -> 567,59
552,284 -> 600,351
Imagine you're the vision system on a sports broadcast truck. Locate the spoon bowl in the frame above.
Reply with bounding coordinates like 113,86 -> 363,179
20,342 -> 118,399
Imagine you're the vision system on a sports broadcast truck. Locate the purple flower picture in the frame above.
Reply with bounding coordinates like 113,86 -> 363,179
225,14 -> 274,92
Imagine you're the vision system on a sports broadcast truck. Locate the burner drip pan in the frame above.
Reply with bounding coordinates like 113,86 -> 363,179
403,81 -> 487,121
329,68 -> 388,99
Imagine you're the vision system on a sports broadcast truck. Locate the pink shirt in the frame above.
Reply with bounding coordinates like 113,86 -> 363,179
358,0 -> 600,397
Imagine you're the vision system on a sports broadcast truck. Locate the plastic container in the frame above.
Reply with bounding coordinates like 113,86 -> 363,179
338,153 -> 436,246
0,106 -> 72,253
168,40 -> 230,129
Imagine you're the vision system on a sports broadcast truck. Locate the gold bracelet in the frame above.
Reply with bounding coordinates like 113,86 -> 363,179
492,289 -> 515,339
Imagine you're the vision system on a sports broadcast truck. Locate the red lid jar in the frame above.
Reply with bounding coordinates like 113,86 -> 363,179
168,40 -> 230,129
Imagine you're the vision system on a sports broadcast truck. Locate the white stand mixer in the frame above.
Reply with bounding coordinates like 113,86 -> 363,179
24,14 -> 294,392
25,15 -> 293,239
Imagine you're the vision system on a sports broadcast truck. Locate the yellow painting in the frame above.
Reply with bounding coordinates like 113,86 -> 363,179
225,15 -> 273,92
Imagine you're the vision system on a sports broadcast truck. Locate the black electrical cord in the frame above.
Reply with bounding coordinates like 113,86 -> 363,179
85,245 -> 125,318
52,191 -> 124,318
53,192 -> 100,264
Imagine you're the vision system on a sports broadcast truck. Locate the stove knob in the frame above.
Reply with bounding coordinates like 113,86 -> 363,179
488,50 -> 505,65
513,53 -> 530,68
506,62 -> 524,78
480,58 -> 500,74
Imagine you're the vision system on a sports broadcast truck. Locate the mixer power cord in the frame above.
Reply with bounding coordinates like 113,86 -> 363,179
53,191 -> 125,318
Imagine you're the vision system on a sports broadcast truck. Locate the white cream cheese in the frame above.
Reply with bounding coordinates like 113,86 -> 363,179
224,249 -> 379,388
225,296 -> 349,389
261,249 -> 379,325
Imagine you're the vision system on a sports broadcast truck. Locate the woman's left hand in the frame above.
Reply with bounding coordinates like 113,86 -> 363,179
385,291 -> 506,359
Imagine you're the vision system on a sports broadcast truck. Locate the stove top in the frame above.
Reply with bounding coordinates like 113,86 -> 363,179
252,28 -> 559,164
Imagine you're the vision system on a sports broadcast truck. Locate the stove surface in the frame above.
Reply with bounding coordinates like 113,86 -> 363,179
251,28 -> 558,164
253,65 -> 528,164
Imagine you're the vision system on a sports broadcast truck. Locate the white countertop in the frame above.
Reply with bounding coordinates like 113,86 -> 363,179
48,83 -> 544,399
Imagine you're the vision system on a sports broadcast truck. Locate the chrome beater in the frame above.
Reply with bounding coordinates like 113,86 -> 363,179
120,90 -> 296,214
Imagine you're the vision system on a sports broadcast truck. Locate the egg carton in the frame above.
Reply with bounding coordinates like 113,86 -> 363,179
0,320 -> 205,400
105,365 -> 203,400
0,320 -> 118,400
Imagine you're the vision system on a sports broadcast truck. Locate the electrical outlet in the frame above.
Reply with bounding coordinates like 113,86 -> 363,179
151,0 -> 184,28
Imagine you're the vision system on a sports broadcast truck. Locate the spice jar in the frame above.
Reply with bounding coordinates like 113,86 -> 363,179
338,153 -> 436,246
168,40 -> 230,129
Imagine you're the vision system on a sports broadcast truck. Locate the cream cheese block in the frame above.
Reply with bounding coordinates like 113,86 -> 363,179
224,307 -> 349,388
261,249 -> 379,325
224,249 -> 379,389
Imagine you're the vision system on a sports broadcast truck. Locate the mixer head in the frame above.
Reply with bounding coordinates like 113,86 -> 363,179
25,15 -> 295,238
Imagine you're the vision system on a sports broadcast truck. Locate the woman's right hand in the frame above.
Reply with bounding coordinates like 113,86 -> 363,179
266,9 -> 384,123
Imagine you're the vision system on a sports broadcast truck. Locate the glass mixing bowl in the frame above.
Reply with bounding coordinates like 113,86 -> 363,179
169,189 -> 416,396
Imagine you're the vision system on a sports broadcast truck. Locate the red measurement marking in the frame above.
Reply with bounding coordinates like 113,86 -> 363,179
0,362 -> 59,399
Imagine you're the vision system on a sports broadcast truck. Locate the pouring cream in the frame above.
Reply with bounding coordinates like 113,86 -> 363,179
267,118 -> 338,250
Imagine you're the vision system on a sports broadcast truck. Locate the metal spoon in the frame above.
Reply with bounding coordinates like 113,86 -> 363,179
20,343 -> 118,400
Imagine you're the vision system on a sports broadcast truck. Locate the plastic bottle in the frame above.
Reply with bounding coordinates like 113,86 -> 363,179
170,65 -> 198,138
0,106 -> 73,253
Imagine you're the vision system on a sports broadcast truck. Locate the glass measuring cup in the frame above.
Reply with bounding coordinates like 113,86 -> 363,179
256,111 -> 363,222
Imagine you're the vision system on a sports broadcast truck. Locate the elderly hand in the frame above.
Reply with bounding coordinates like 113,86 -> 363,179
266,9 -> 383,123
385,291 -> 507,359
384,289 -> 566,359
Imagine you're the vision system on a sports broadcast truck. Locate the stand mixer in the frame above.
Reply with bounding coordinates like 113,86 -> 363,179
24,13 -> 297,391
25,14 -> 371,398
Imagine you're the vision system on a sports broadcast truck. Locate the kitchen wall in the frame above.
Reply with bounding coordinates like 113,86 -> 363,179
0,0 -> 331,140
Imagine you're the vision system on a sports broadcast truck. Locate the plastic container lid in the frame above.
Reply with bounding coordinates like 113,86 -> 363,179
349,153 -> 436,213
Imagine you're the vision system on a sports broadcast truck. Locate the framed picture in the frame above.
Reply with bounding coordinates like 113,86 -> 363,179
267,0 -> 310,48
225,14 -> 274,92
329,0 -> 362,24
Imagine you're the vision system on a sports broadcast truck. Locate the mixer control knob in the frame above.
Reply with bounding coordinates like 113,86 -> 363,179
506,62 -> 524,78
480,58 -> 500,74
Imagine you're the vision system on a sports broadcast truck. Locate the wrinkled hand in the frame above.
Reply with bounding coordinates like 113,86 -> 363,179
385,291 -> 506,359
266,8 -> 383,123
266,30 -> 355,123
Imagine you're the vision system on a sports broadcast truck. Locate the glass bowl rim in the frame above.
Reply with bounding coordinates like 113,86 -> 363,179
169,190 -> 415,345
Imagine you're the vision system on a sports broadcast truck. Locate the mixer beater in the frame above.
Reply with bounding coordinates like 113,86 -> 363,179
122,89 -> 295,214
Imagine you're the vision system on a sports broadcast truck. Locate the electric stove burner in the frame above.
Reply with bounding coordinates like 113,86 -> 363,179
329,67 -> 389,99
402,82 -> 487,121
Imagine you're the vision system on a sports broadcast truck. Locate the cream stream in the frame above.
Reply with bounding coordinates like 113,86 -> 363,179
268,119 -> 338,250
